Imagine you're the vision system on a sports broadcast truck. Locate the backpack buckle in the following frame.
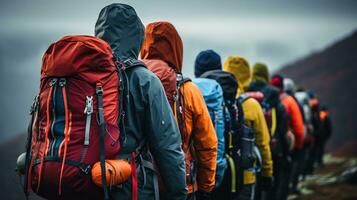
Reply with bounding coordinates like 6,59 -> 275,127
96,86 -> 103,95
84,96 -> 94,115
49,78 -> 58,86
81,165 -> 91,175
59,78 -> 66,87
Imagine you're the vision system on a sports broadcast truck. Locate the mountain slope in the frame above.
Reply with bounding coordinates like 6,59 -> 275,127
278,30 -> 357,150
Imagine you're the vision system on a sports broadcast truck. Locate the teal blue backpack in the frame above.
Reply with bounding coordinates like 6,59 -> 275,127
192,78 -> 227,187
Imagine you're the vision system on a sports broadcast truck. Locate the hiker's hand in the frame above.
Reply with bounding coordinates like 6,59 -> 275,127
196,190 -> 211,200
260,176 -> 274,191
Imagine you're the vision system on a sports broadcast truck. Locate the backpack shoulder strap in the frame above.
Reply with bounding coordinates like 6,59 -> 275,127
116,58 -> 147,145
238,94 -> 251,105
175,73 -> 193,151
177,74 -> 192,87
271,107 -> 277,136
123,58 -> 147,69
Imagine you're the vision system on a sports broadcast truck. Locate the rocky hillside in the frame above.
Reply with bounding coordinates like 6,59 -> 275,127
278,30 -> 357,153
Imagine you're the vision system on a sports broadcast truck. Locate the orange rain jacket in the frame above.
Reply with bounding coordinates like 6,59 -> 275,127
141,22 -> 218,193
280,94 -> 305,150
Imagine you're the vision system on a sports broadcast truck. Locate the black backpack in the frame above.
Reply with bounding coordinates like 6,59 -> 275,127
201,70 -> 256,200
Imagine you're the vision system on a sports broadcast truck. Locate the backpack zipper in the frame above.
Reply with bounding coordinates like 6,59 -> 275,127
83,96 -> 93,146
80,96 -> 93,162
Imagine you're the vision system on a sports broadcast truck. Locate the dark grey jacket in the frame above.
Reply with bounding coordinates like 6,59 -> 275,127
95,4 -> 187,200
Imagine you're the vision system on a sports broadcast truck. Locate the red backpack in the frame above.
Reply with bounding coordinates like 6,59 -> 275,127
23,35 -> 141,200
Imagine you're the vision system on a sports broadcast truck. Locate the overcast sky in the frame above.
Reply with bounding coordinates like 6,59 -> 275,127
0,0 -> 357,140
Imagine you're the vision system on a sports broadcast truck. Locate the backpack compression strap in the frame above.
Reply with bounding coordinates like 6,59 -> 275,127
175,75 -> 198,193
116,58 -> 147,145
175,74 -> 192,150
24,95 -> 39,196
96,84 -> 109,200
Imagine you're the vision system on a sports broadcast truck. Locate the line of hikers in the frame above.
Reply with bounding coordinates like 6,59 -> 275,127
15,3 -> 333,200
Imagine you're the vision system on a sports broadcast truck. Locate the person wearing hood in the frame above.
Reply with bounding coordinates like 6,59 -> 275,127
140,21 -> 218,200
223,58 -> 273,199
248,63 -> 290,200
95,4 -> 186,200
222,56 -> 274,198
195,50 -> 257,200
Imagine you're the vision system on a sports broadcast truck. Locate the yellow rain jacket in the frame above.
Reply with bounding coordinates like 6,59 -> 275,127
224,56 -> 273,178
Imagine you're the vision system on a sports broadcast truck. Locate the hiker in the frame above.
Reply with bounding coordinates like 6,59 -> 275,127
270,75 -> 305,195
140,21 -> 218,200
283,78 -> 309,195
95,4 -> 187,200
194,50 -> 255,200
248,63 -> 290,200
316,105 -> 332,166
223,56 -> 274,200
294,86 -> 315,180
18,4 -> 186,200
306,91 -> 322,173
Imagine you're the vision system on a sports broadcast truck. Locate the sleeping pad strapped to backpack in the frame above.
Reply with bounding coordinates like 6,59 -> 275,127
23,35 -> 145,200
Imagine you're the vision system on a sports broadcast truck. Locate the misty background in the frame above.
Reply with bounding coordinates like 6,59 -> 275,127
0,0 -> 357,141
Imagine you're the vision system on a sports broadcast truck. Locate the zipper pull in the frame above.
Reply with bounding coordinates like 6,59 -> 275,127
83,96 -> 93,146
84,96 -> 93,115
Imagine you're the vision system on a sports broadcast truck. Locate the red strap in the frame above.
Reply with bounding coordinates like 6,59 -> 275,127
131,152 -> 138,200
58,86 -> 71,195
36,85 -> 54,192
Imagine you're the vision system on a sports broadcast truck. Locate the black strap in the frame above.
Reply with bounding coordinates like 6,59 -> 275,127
116,58 -> 147,146
175,74 -> 192,150
33,156 -> 91,175
96,85 -> 109,200
123,58 -> 146,69
24,95 -> 39,196
117,65 -> 127,145
140,153 -> 159,200
177,73 -> 191,87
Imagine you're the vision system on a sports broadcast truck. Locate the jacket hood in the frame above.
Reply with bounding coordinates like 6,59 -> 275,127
141,22 -> 183,72
200,70 -> 238,104
95,3 -> 145,61
194,49 -> 222,77
261,85 -> 280,107
283,78 -> 295,95
223,56 -> 250,96
270,74 -> 284,92
252,63 -> 270,84
248,80 -> 266,92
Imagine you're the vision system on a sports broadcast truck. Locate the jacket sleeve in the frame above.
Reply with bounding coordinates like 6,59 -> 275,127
144,74 -> 187,200
285,96 -> 305,150
185,82 -> 218,192
243,98 -> 273,178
